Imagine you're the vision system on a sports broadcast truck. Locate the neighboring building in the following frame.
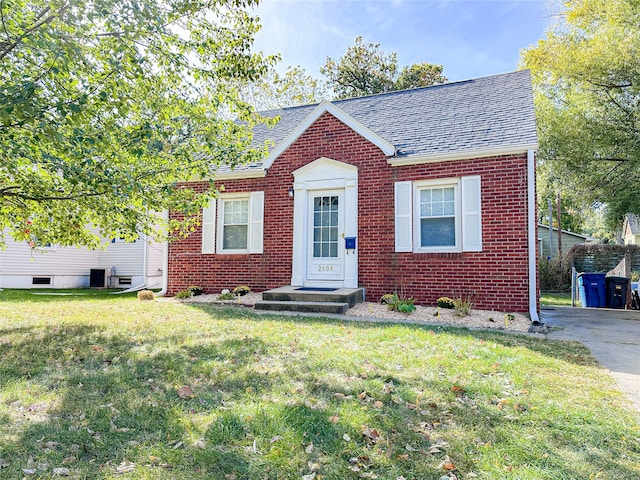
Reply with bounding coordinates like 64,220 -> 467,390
538,224 -> 595,258
167,71 -> 539,316
622,214 -> 640,245
0,234 -> 163,289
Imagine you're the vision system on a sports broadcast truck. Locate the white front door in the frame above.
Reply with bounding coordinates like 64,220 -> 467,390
306,189 -> 344,283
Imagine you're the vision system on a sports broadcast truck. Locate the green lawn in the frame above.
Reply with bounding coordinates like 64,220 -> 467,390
540,291 -> 573,307
0,289 -> 638,479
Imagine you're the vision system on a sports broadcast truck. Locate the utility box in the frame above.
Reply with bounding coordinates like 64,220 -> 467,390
89,269 -> 106,288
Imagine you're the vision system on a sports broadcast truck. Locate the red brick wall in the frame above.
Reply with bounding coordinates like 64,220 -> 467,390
168,112 -> 535,313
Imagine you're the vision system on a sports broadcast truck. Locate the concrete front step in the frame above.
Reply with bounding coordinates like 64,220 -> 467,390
254,300 -> 350,314
261,286 -> 364,308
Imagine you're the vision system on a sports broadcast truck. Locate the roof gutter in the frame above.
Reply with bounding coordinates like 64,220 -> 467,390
528,149 -> 540,324
387,143 -> 539,167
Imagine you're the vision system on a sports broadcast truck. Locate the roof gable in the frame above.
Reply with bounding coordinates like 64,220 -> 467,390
623,213 -> 640,236
262,101 -> 396,169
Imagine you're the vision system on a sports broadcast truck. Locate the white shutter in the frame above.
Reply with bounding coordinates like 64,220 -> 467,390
201,199 -> 216,254
461,175 -> 482,252
249,191 -> 264,254
394,181 -> 413,252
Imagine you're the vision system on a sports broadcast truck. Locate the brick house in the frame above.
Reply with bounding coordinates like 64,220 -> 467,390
167,70 -> 539,318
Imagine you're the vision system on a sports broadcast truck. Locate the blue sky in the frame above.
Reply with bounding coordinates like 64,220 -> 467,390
252,0 -> 552,82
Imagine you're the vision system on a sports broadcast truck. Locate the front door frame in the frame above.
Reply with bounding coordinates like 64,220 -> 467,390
291,157 -> 358,289
306,189 -> 345,283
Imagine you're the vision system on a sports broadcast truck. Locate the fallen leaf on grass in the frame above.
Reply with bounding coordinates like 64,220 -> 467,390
116,460 -> 136,473
357,391 -> 369,400
302,473 -> 316,480
52,467 -> 71,476
0,458 -> 9,468
177,386 -> 194,399
373,401 -> 384,409
361,427 -> 381,443
270,435 -> 283,444
405,444 -> 419,452
305,442 -> 314,454
439,456 -> 456,471
329,415 -> 340,424
343,434 -> 351,442
450,385 -> 466,396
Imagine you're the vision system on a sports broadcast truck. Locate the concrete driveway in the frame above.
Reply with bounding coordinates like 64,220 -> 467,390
541,306 -> 640,410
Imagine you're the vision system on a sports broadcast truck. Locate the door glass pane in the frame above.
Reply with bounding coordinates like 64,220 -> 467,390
313,195 -> 339,258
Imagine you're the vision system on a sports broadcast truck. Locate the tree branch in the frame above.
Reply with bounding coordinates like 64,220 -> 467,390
0,4 -> 66,61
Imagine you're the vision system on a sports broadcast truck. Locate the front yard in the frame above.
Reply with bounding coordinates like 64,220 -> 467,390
0,290 -> 638,479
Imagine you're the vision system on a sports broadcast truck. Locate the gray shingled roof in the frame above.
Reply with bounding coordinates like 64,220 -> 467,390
625,213 -> 640,235
222,70 -> 537,174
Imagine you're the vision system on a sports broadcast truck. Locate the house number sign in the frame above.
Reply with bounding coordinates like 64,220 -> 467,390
318,265 -> 334,272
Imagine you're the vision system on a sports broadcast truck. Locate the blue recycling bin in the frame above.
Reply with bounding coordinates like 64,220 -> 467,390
577,272 -> 606,308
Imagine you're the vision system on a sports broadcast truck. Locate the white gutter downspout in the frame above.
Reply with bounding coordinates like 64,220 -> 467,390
113,232 -> 148,294
116,211 -> 169,297
528,149 -> 540,324
156,210 -> 169,297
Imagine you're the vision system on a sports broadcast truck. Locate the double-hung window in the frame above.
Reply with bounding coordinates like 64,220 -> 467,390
416,182 -> 458,251
201,191 -> 264,255
221,198 -> 249,252
395,176 -> 482,253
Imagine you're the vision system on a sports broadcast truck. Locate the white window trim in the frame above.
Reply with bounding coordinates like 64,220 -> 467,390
413,178 -> 462,253
201,191 -> 264,255
394,176 -> 482,254
217,193 -> 251,254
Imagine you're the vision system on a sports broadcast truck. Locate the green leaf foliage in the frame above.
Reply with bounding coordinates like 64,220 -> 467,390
522,0 -> 640,231
321,36 -> 447,99
0,0 -> 276,248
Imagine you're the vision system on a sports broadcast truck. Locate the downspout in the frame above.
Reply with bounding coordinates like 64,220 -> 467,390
528,149 -> 540,324
112,234 -> 148,293
156,210 -> 169,297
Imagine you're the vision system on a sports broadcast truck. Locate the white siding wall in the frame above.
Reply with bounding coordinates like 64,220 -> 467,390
0,231 -> 164,289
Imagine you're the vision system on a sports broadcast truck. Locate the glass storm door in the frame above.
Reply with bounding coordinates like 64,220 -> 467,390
306,190 -> 344,282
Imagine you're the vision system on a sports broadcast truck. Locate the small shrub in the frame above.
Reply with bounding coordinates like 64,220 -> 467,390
453,294 -> 475,317
504,313 -> 516,327
538,255 -> 571,292
175,290 -> 192,300
386,293 -> 416,314
380,293 -> 396,305
632,271 -> 640,282
233,285 -> 251,296
437,297 -> 455,309
137,290 -> 155,301
187,285 -> 204,296
217,289 -> 236,301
